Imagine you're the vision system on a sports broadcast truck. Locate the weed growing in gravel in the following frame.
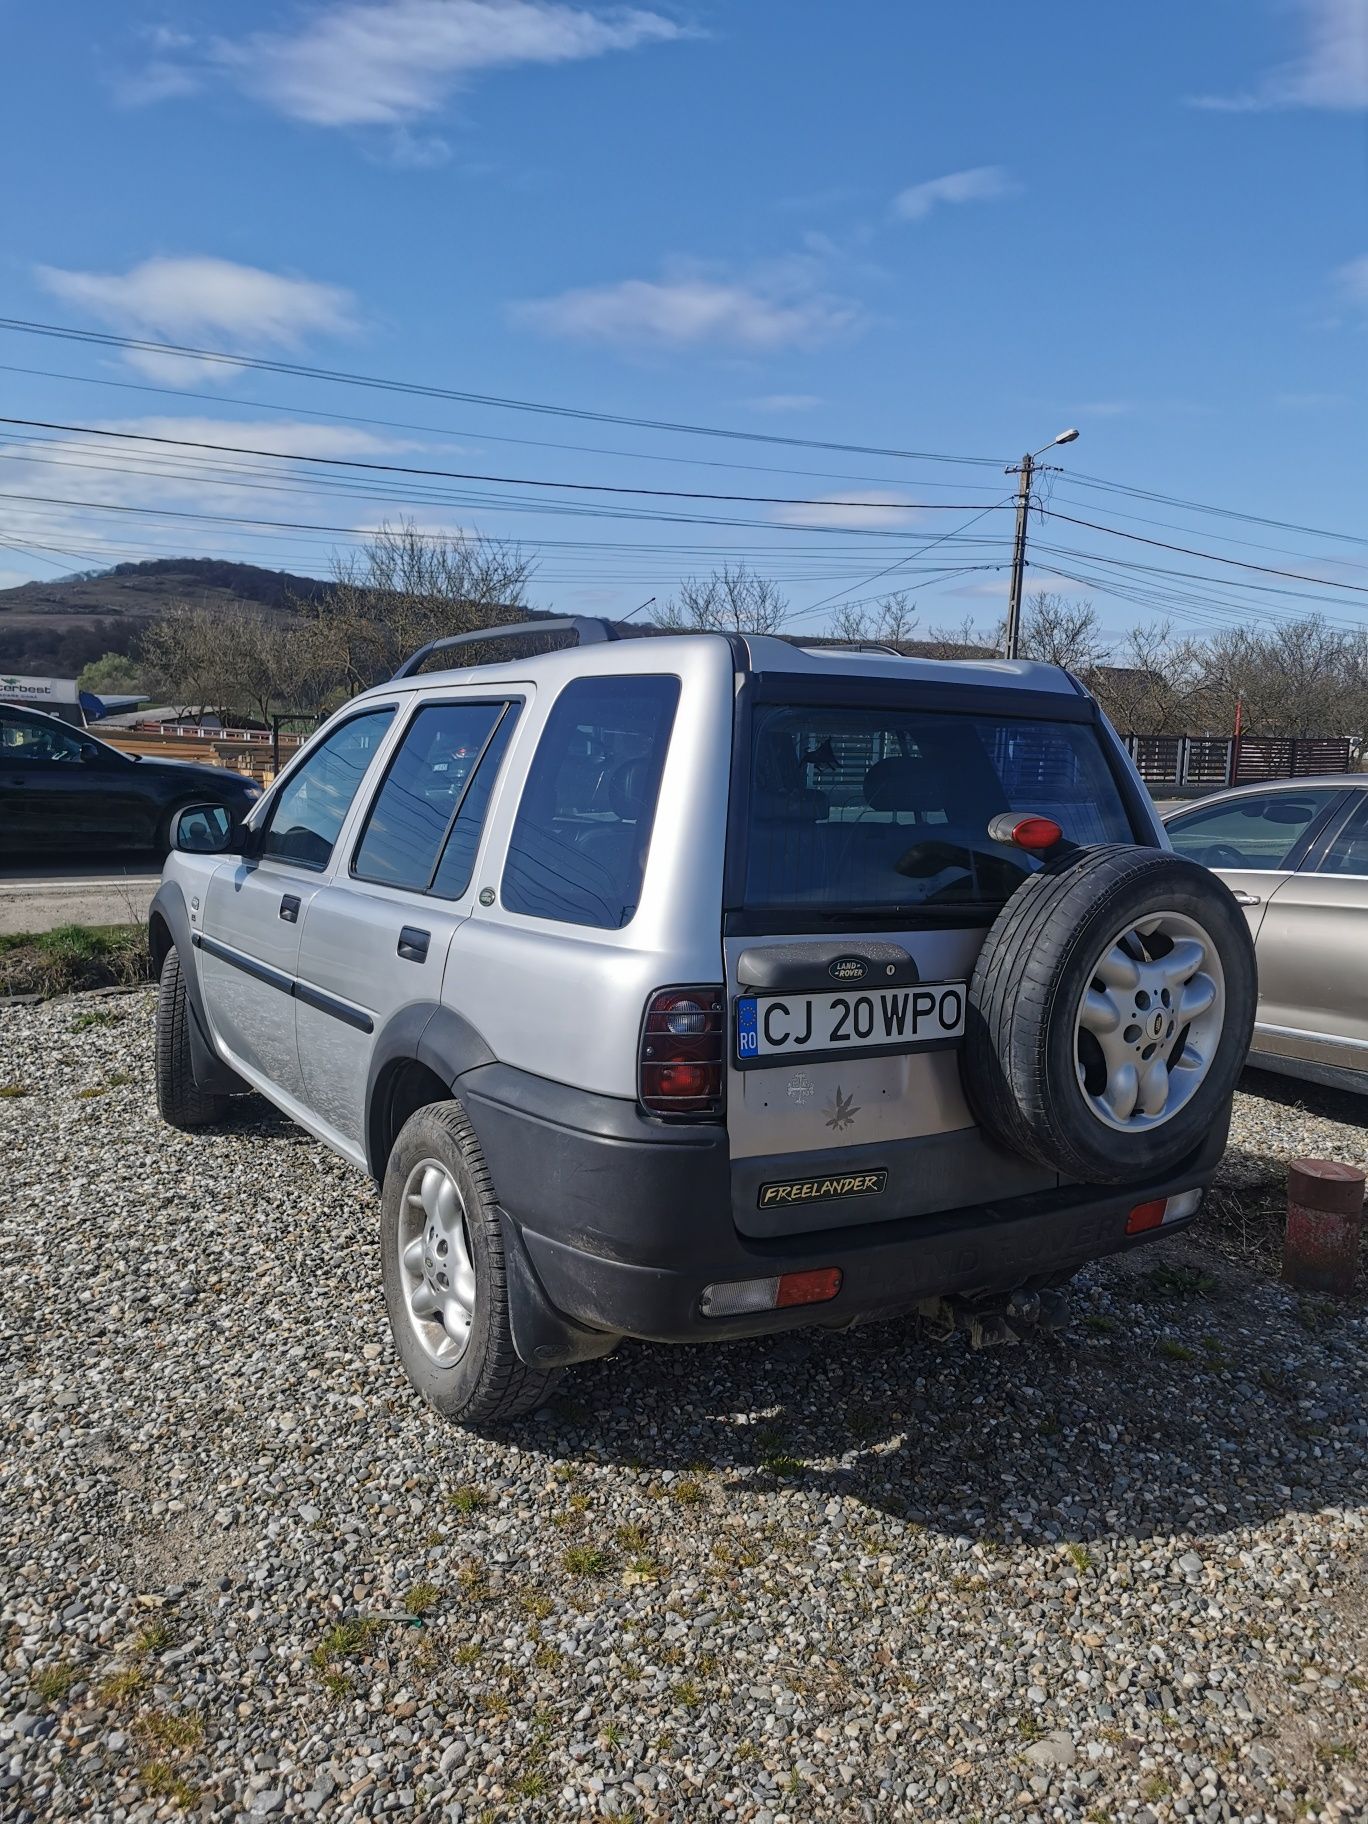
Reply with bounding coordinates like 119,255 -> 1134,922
138,1761 -> 198,1807
1065,1542 -> 1093,1573
845,1405 -> 880,1441
614,1522 -> 649,1553
136,1711 -> 204,1752
95,1667 -> 145,1704
322,1670 -> 351,1699
453,1643 -> 482,1667
1141,1774 -> 1173,1801
1083,1314 -> 1118,1335
71,1008 -> 121,1031
669,1477 -> 707,1503
135,1619 -> 174,1655
446,1484 -> 487,1514
561,1545 -> 612,1576
517,1590 -> 553,1620
761,1455 -> 805,1478
512,1770 -> 548,1798
627,1555 -> 666,1582
599,1723 -> 622,1748
310,1617 -> 377,1670
106,1071 -> 131,1088
31,1663 -> 79,1703
532,1644 -> 561,1670
75,1085 -> 108,1099
1159,1338 -> 1197,1362
1141,1262 -> 1218,1299
404,1581 -> 441,1616
0,1083 -> 31,1097
673,1678 -> 701,1708
456,1562 -> 490,1600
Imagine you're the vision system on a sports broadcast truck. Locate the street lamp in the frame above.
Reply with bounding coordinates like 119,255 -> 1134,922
1004,429 -> 1081,659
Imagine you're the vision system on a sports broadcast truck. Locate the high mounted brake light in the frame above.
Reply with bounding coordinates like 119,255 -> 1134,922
639,987 -> 725,1117
987,812 -> 1064,853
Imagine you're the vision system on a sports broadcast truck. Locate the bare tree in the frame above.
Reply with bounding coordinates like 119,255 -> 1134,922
657,563 -> 787,634
304,521 -> 537,690
919,614 -> 1002,660
141,602 -> 332,724
830,592 -> 918,650
1091,620 -> 1202,735
1017,591 -> 1108,674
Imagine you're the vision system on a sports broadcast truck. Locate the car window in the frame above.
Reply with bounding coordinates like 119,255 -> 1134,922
1316,795 -> 1368,876
430,711 -> 519,900
502,674 -> 680,929
353,699 -> 512,893
260,709 -> 395,871
0,711 -> 86,762
1165,788 -> 1340,872
742,705 -> 1134,913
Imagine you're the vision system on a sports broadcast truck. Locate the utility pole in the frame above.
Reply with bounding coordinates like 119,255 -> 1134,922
1002,428 -> 1079,661
1004,453 -> 1033,661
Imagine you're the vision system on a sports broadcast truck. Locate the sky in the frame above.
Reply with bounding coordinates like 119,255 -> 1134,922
1,0 -> 1366,645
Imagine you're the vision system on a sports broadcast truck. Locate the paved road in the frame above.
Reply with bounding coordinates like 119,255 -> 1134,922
0,854 -> 162,936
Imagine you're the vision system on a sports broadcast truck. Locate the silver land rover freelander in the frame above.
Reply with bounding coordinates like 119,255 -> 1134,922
149,620 -> 1257,1428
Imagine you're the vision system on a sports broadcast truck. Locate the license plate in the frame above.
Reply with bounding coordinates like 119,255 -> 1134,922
735,982 -> 967,1061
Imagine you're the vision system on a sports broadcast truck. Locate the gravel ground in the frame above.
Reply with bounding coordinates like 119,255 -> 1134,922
2,989 -> 1365,1824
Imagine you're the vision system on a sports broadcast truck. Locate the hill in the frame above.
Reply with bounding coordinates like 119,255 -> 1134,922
0,558 -> 330,676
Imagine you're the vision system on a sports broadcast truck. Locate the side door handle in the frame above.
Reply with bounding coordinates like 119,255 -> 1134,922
397,925 -> 430,963
279,894 -> 301,923
1231,890 -> 1261,907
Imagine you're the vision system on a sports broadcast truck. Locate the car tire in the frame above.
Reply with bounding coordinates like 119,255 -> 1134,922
380,1100 -> 560,1428
155,947 -> 231,1128
961,844 -> 1256,1185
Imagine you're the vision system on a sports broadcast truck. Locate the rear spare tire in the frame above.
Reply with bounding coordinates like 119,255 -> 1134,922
961,844 -> 1256,1185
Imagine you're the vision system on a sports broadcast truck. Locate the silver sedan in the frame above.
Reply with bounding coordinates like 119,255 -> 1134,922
1163,776 -> 1368,1096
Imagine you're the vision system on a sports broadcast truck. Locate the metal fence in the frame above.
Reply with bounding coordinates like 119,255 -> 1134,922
1124,733 -> 1354,790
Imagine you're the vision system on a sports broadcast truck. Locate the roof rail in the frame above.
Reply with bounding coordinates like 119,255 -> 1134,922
391,615 -> 620,680
797,640 -> 902,657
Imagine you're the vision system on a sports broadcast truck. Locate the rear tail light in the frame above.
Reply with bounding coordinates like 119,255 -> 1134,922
639,987 -> 725,1117
1126,1188 -> 1203,1235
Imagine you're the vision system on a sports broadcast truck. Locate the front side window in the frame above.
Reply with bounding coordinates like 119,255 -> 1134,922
353,700 -> 510,892
260,708 -> 395,871
0,712 -> 86,762
743,704 -> 1135,913
1315,795 -> 1368,876
1166,788 -> 1340,873
502,675 -> 680,929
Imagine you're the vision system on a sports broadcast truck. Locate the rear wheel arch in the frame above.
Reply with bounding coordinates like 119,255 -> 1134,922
148,909 -> 175,977
369,1056 -> 453,1183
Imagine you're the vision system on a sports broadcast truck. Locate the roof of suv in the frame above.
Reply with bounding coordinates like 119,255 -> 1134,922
357,627 -> 1081,703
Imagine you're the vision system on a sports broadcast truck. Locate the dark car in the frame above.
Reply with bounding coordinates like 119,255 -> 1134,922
0,703 -> 262,853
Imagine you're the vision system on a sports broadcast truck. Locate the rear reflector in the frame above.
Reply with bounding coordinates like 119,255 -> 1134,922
1126,1188 -> 1203,1235
700,1266 -> 842,1319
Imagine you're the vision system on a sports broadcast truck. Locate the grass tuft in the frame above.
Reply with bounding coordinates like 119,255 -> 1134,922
561,1545 -> 612,1576
404,1581 -> 441,1616
32,1663 -> 80,1703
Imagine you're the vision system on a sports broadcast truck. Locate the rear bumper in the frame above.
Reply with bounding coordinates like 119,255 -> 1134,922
456,1061 -> 1230,1360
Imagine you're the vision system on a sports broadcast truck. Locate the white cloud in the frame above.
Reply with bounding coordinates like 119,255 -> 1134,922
891,165 -> 1017,222
0,418 -> 425,575
514,267 -> 859,352
126,0 -> 685,128
34,257 -> 358,380
1190,0 -> 1368,111
771,491 -> 927,532
745,393 -> 822,413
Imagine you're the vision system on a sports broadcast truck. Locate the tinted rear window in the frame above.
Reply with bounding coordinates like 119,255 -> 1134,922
744,704 -> 1134,913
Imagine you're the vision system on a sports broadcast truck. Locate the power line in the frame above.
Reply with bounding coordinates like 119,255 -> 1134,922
0,361 -> 1008,496
785,501 -> 1012,623
1044,509 -> 1368,597
0,416 -> 1009,515
1066,469 -> 1368,548
0,318 -> 1005,467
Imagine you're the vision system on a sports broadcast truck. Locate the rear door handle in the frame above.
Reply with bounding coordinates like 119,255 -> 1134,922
279,894 -> 301,922
397,925 -> 430,963
1231,890 -> 1261,906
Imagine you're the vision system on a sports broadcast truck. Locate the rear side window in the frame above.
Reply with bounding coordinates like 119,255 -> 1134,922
1166,788 -> 1340,872
1317,796 -> 1368,876
744,704 -> 1134,913
353,700 -> 511,892
261,708 -> 395,871
502,674 -> 680,928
